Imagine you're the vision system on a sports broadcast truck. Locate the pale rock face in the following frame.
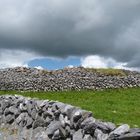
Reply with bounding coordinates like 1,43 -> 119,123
110,124 -> 130,136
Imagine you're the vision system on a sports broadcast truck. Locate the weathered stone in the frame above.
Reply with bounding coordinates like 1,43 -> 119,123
81,117 -> 96,129
33,115 -> 48,128
94,129 -> 109,140
59,114 -> 66,127
103,122 -> 116,131
118,132 -> 140,140
46,121 -> 62,137
84,134 -> 94,140
26,116 -> 33,129
83,122 -> 97,135
9,106 -> 20,117
35,131 -> 50,140
73,129 -> 84,140
72,109 -> 82,123
109,124 -> 130,137
52,129 -> 60,140
93,120 -> 115,133
59,127 -> 67,138
129,128 -> 140,133
16,113 -> 26,124
4,114 -> 15,124
1,100 -> 10,110
19,103 -> 27,112
37,100 -> 49,108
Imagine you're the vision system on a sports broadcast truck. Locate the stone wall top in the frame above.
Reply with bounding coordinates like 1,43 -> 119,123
0,67 -> 140,91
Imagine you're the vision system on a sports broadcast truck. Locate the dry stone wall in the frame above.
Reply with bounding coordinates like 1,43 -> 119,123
0,67 -> 140,91
0,95 -> 140,140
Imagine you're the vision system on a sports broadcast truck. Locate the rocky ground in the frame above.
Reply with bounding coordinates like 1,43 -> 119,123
0,67 -> 140,139
0,67 -> 140,91
0,95 -> 140,140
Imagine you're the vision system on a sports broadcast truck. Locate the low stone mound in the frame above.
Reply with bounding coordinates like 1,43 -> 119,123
0,67 -> 140,91
0,95 -> 140,140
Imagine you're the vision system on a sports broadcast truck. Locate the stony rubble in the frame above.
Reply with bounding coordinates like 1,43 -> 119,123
0,67 -> 140,91
0,95 -> 139,140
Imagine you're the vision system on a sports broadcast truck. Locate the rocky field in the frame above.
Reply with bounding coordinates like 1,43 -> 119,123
0,67 -> 140,91
0,67 -> 140,139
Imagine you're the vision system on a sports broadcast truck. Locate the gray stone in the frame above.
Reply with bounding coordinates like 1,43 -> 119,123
94,129 -> 109,140
35,131 -> 50,140
59,114 -> 66,127
46,121 -> 61,137
94,120 -> 115,133
109,124 -> 130,137
72,109 -> 82,123
59,127 -> 67,138
118,132 -> 140,140
33,115 -> 48,128
129,128 -> 140,133
73,129 -> 84,140
26,116 -> 33,129
16,113 -> 26,124
4,108 -> 11,116
84,134 -> 94,140
65,125 -> 71,136
60,104 -> 76,117
103,122 -> 116,131
37,100 -> 49,108
52,129 -> 60,140
81,117 -> 96,129
19,103 -> 27,112
4,114 -> 15,124
1,100 -> 10,110
9,106 -> 20,116
30,108 -> 37,119
83,122 -> 97,135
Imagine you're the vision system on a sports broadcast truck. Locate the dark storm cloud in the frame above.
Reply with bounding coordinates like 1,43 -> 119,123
0,0 -> 140,67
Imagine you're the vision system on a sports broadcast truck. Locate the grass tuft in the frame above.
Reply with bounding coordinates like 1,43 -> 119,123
86,68 -> 126,76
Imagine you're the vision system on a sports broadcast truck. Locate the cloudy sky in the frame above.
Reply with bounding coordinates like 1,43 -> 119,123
0,0 -> 140,70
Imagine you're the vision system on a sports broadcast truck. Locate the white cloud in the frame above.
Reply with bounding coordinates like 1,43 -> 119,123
0,49 -> 37,68
66,65 -> 74,68
34,66 -> 44,70
81,55 -> 107,68
81,55 -> 127,69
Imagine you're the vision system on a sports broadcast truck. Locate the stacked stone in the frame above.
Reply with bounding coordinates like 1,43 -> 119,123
0,67 -> 140,91
0,95 -> 140,140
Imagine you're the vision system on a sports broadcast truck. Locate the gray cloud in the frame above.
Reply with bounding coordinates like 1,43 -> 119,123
0,0 -> 140,67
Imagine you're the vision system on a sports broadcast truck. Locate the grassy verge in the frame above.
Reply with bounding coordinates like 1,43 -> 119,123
85,68 -> 126,76
0,88 -> 140,127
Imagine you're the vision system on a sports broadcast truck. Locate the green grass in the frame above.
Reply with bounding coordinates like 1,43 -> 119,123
86,68 -> 126,76
0,87 -> 140,127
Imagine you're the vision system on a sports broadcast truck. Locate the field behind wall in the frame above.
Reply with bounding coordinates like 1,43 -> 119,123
0,87 -> 140,128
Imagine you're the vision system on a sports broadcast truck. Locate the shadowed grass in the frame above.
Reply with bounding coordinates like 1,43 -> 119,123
86,68 -> 126,76
0,87 -> 140,127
